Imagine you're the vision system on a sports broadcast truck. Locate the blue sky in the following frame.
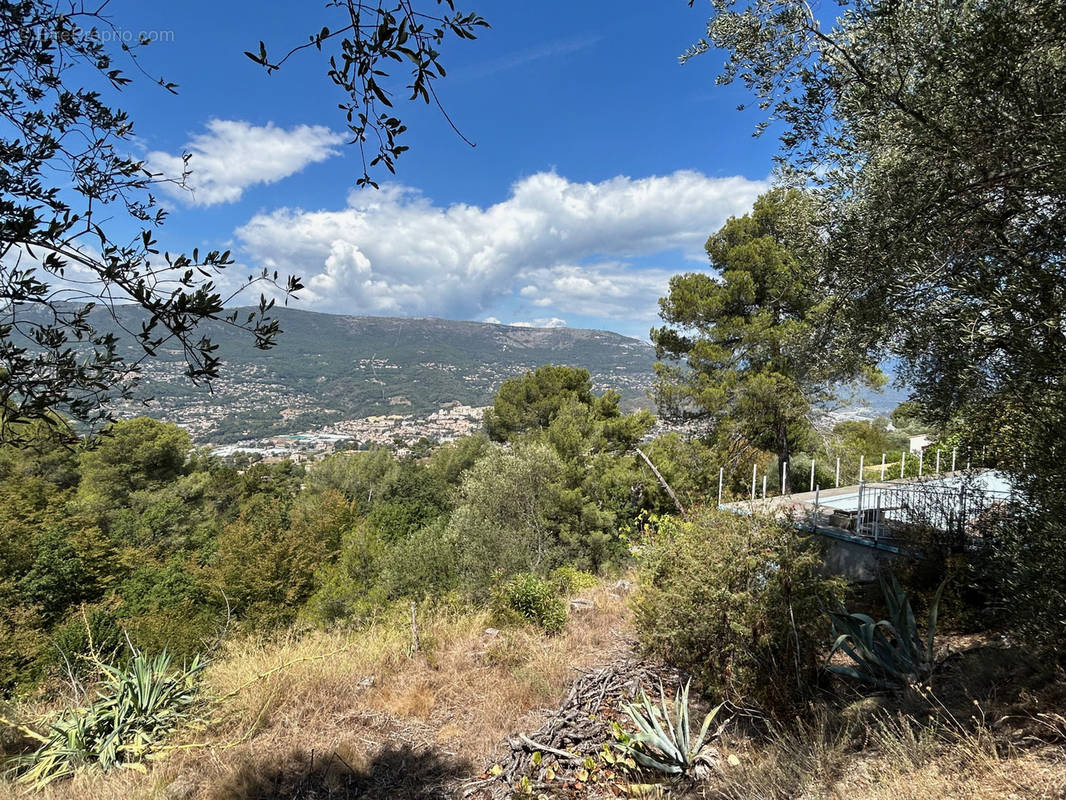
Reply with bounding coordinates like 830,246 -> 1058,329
104,0 -> 779,339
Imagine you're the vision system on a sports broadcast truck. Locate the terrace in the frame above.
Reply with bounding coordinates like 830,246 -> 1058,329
721,470 -> 1017,556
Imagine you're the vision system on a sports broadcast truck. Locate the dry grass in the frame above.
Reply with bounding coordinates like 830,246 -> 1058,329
0,581 -> 631,800
5,587 -> 1065,800
696,707 -> 1066,800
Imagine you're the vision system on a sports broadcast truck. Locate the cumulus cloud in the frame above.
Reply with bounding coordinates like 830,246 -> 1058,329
236,170 -> 766,320
148,119 -> 344,206
515,264 -> 676,321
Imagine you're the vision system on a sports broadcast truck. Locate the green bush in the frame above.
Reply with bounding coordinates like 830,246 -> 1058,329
379,520 -> 460,601
549,565 -> 598,596
493,573 -> 568,634
634,509 -> 846,712
48,605 -> 123,678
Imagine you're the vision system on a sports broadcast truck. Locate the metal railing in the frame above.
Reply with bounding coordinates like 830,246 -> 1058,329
808,474 -> 1016,551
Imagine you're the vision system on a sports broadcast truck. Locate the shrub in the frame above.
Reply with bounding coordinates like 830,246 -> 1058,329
379,520 -> 460,601
549,565 -> 598,596
634,509 -> 846,711
493,573 -> 568,634
48,605 -> 123,678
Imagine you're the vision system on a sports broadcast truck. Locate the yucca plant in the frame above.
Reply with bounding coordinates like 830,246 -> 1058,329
616,680 -> 726,776
14,651 -> 204,789
827,575 -> 946,690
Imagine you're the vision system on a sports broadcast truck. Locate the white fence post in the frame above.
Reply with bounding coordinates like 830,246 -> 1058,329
880,453 -> 887,481
762,474 -> 767,501
835,457 -> 840,488
859,454 -> 865,484
717,467 -> 724,507
952,447 -> 957,472
918,450 -> 924,478
936,450 -> 941,474
901,451 -> 906,479
809,459 -> 815,492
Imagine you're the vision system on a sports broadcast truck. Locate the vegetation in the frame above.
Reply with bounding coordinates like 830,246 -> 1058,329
15,651 -> 204,789
633,509 -> 846,711
0,0 -> 299,443
2,1 -> 1064,796
827,576 -> 945,691
690,0 -> 1066,642
0,366 -> 672,697
652,188 -> 880,485
492,573 -> 569,634
616,680 -> 725,777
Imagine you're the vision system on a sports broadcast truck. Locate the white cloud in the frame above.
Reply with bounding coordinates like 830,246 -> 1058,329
236,170 -> 766,320
148,120 -> 343,206
509,317 -> 567,328
515,264 -> 676,321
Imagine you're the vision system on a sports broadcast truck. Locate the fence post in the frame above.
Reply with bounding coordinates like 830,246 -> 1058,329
880,452 -> 887,481
813,485 -> 820,531
856,479 -> 864,536
918,450 -> 924,478
835,457 -> 840,488
782,460 -> 788,495
901,451 -> 906,479
751,463 -> 757,502
762,474 -> 767,501
952,447 -> 957,472
859,454 -> 865,484
717,467 -> 724,508
874,492 -> 882,543
936,450 -> 941,475
810,459 -> 815,492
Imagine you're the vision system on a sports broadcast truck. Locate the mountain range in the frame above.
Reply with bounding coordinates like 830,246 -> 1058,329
100,307 -> 658,443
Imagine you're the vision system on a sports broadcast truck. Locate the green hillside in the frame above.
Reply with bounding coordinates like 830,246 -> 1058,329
96,306 -> 656,442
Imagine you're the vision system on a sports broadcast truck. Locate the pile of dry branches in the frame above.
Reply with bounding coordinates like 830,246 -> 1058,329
464,652 -> 683,798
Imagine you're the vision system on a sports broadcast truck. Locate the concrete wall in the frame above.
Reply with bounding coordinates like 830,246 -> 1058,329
820,532 -> 908,582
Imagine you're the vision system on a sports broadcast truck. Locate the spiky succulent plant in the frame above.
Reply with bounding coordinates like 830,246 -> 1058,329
617,679 -> 726,776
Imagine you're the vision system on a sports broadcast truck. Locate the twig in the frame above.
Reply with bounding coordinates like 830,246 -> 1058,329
217,645 -> 354,701
635,447 -> 688,520
517,734 -> 583,763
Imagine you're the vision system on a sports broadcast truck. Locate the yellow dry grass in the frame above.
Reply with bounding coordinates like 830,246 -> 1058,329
700,711 -> 1066,800
0,581 -> 631,800
4,581 -> 1064,800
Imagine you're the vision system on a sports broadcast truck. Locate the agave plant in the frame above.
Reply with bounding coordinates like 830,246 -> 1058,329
827,574 -> 946,690
617,679 -> 726,776
16,651 -> 204,789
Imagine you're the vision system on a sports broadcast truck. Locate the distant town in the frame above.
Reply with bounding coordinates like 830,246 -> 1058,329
207,402 -> 489,462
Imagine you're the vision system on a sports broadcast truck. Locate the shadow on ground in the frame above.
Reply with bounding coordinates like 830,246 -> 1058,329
218,743 -> 473,800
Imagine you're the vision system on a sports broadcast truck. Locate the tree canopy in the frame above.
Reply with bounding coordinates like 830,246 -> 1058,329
689,0 -> 1066,637
687,0 -> 1065,469
651,188 -> 877,484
